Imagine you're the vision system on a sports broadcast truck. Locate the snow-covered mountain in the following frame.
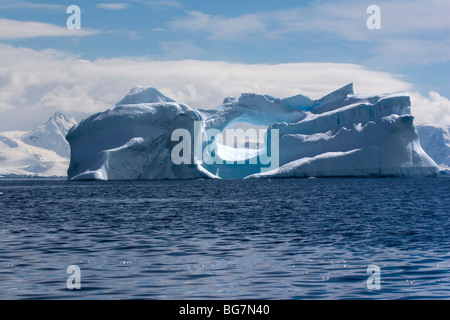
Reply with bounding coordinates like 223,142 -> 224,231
66,85 -> 439,180
0,113 -> 77,178
21,112 -> 77,158
416,124 -> 450,173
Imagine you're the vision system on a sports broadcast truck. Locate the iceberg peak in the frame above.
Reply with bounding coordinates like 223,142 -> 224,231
310,83 -> 354,114
115,86 -> 175,106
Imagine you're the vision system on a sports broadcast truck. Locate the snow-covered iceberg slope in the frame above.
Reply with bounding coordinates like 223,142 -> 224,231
0,113 -> 77,177
67,87 -> 215,180
67,84 -> 439,180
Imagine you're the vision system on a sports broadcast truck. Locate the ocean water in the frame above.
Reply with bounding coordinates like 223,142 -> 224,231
0,177 -> 449,300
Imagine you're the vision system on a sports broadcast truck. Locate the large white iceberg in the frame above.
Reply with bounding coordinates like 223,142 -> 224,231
67,87 -> 215,180
66,84 -> 439,180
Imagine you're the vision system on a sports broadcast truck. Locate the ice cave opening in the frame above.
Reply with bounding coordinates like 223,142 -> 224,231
202,122 -> 276,179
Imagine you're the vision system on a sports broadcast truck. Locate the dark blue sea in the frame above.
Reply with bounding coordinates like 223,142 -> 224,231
0,177 -> 449,300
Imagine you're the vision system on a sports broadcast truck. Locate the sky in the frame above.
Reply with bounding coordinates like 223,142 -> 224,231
0,0 -> 449,130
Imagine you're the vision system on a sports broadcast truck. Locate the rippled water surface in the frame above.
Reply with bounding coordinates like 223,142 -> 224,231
0,178 -> 449,299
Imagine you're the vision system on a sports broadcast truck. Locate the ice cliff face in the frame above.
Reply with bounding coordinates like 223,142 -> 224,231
66,84 -> 439,180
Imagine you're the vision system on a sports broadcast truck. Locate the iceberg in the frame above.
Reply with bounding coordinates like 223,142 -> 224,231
66,84 -> 439,180
67,88 -> 215,180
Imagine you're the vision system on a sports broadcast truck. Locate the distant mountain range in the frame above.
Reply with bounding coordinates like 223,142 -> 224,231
0,113 -> 77,178
0,110 -> 448,178
416,124 -> 450,173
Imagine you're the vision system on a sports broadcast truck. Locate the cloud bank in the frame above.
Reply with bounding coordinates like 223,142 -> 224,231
0,44 -> 448,131
96,3 -> 130,10
0,19 -> 99,40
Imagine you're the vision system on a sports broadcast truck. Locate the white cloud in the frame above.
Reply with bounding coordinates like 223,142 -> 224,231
0,0 -> 65,10
166,5 -> 364,41
170,1 -> 450,41
380,0 -> 450,34
166,1 -> 450,65
169,11 -> 267,41
0,19 -> 99,40
409,91 -> 450,127
131,0 -> 182,9
0,45 -> 448,131
96,3 -> 130,10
